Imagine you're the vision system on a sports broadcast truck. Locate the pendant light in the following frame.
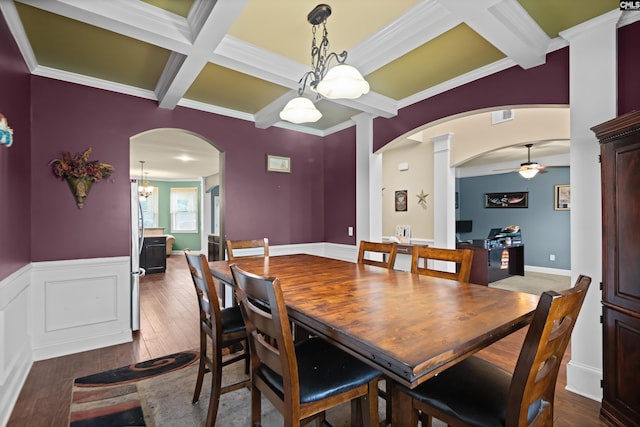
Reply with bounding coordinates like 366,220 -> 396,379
280,4 -> 369,124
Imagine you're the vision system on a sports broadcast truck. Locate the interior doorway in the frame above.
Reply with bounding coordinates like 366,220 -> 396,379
129,128 -> 223,331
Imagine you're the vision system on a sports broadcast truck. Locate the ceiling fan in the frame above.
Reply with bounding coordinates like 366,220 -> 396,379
493,144 -> 559,179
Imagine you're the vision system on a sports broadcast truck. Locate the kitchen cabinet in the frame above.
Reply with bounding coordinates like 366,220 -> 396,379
140,236 -> 166,274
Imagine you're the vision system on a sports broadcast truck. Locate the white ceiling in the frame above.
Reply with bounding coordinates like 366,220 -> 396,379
130,129 -> 219,180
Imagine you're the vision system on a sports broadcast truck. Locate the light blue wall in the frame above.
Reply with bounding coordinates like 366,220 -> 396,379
457,168 -> 570,270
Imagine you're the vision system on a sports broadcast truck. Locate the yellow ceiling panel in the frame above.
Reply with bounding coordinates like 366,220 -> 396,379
185,63 -> 290,114
140,0 -> 195,18
229,0 -> 422,65
517,0 -> 620,37
301,99 -> 361,130
15,3 -> 170,91
366,24 -> 506,100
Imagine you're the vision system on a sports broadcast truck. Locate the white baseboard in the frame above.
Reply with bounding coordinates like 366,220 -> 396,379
32,330 -> 132,361
524,265 -> 571,276
0,265 -> 33,427
0,345 -> 31,427
566,359 -> 603,402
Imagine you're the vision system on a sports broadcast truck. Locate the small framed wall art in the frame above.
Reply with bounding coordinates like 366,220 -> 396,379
395,190 -> 408,211
485,192 -> 528,208
554,184 -> 570,210
267,155 -> 291,173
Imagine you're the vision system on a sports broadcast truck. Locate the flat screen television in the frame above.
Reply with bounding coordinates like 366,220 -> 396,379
456,220 -> 472,233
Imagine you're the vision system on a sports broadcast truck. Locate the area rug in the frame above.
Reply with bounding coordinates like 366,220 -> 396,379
69,350 -> 408,426
489,271 -> 571,295
69,351 -> 199,426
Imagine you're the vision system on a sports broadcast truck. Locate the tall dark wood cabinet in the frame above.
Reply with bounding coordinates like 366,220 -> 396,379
592,111 -> 640,427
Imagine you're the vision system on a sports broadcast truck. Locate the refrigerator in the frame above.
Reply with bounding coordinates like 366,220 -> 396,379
130,180 -> 145,331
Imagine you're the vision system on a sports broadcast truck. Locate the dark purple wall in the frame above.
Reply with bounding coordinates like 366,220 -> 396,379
324,127 -> 356,245
619,21 -> 640,115
372,48 -> 570,151
0,15 -> 31,280
3,19 -> 638,271
30,78 -> 325,261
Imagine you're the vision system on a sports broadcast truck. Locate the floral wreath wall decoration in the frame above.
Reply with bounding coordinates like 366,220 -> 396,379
50,148 -> 114,208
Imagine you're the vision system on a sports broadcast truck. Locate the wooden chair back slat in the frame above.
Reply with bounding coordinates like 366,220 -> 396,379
226,238 -> 269,262
411,246 -> 474,282
357,241 -> 397,269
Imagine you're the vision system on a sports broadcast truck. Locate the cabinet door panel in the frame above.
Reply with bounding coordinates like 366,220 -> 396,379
603,138 -> 640,313
602,307 -> 640,426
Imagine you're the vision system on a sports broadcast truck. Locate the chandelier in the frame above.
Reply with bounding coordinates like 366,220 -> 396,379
279,4 -> 370,124
138,161 -> 153,199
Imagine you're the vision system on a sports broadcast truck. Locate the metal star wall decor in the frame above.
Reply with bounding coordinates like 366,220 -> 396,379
417,189 -> 429,209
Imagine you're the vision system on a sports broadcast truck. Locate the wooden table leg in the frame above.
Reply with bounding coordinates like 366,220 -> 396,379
390,380 -> 417,426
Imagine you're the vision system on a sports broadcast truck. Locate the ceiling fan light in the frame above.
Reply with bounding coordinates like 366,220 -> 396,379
519,166 -> 539,179
279,97 -> 322,124
316,64 -> 370,99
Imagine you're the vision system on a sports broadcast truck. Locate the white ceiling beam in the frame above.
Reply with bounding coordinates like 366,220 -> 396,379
0,0 -> 38,71
16,0 -> 193,52
438,0 -> 550,69
156,0 -> 249,109
349,0 -> 461,75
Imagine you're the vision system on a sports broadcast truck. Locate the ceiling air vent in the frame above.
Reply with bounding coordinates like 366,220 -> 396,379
491,109 -> 514,125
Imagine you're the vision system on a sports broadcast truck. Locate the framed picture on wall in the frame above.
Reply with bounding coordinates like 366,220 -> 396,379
395,190 -> 408,211
485,192 -> 528,208
267,155 -> 291,173
554,184 -> 570,210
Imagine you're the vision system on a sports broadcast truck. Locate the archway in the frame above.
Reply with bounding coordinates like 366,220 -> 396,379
129,128 -> 223,329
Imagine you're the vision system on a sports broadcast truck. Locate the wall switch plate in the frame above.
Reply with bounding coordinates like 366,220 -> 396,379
348,227 -> 353,236
550,254 -> 555,261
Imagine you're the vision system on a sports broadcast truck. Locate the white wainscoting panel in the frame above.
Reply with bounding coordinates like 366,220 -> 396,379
31,257 -> 132,361
0,265 -> 32,427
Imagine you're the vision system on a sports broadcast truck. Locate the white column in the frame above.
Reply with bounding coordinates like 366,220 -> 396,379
432,133 -> 456,251
353,113 -> 382,244
559,10 -> 620,401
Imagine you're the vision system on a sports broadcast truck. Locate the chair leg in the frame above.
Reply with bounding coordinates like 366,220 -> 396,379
192,334 -> 207,404
418,411 -> 433,427
383,379 -> 392,426
251,383 -> 262,427
205,355 -> 223,427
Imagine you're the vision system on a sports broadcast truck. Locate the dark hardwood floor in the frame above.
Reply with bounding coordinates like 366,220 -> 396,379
7,254 -> 605,426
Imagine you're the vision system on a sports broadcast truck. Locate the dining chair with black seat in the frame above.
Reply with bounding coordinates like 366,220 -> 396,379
230,263 -> 381,427
392,274 -> 592,427
410,246 -> 474,282
226,237 -> 269,262
357,240 -> 398,269
184,250 -> 250,427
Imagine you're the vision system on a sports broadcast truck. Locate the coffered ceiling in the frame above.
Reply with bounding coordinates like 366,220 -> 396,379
1,0 -> 628,138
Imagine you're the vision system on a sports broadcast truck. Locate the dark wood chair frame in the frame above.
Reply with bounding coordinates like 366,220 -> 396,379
410,246 -> 474,282
357,240 -> 398,269
184,250 -> 250,427
394,274 -> 592,427
230,263 -> 380,427
226,238 -> 269,262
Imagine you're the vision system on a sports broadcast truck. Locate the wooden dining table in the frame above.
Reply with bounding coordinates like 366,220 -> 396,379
209,253 -> 539,424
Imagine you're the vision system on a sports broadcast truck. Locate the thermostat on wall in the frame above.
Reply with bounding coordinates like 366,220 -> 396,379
398,162 -> 409,171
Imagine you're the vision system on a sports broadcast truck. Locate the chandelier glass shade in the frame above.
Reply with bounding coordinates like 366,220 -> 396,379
138,161 -> 153,199
280,97 -> 323,123
316,64 -> 370,99
279,4 -> 369,124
